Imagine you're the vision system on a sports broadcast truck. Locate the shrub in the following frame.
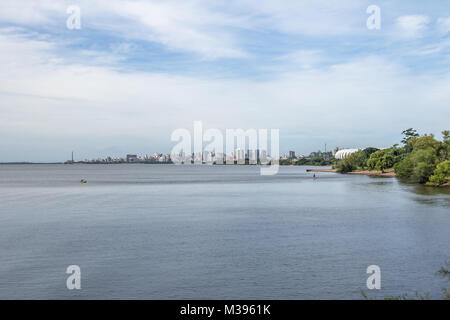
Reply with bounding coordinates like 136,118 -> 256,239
395,148 -> 438,183
367,148 -> 397,172
428,160 -> 450,185
337,151 -> 366,173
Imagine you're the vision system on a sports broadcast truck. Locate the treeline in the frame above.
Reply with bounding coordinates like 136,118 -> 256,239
280,157 -> 337,166
337,128 -> 450,186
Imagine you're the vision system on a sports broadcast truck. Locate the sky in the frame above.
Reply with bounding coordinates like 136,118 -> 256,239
0,0 -> 450,162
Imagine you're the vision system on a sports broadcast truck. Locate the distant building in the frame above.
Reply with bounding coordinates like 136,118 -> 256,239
235,148 -> 245,163
309,151 -> 322,158
126,154 -> 138,163
308,150 -> 333,159
214,152 -> 225,163
289,151 -> 296,159
259,150 -> 267,161
334,149 -> 360,160
247,150 -> 257,164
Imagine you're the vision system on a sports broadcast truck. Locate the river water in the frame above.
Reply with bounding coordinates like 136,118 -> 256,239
0,164 -> 448,299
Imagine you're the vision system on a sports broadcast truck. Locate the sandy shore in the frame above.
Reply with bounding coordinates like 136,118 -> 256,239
347,170 -> 396,177
306,169 -> 337,173
307,168 -> 396,177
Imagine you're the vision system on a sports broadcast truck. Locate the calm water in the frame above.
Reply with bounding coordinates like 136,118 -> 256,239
0,164 -> 449,299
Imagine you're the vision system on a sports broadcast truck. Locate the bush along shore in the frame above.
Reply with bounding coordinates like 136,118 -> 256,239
335,128 -> 450,187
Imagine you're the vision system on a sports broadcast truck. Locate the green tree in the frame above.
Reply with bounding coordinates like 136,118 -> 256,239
395,148 -> 438,183
443,130 -> 450,142
401,128 -> 419,144
337,151 -> 367,173
401,128 -> 419,155
440,130 -> 450,161
362,147 -> 379,158
413,134 -> 440,151
394,133 -> 442,184
367,149 -> 397,172
428,160 -> 450,185
394,157 -> 414,179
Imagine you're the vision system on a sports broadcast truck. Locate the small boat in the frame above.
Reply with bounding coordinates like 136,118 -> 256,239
80,179 -> 87,184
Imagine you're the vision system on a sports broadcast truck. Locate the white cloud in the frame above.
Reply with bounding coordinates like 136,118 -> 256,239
276,50 -> 324,70
1,29 -> 450,160
396,15 -> 430,38
0,0 -> 249,59
437,17 -> 450,34
0,0 -> 378,59
229,0 -> 366,36
0,0 -> 65,25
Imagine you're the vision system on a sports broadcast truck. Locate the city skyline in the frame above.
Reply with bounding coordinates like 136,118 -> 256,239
66,147 -> 334,164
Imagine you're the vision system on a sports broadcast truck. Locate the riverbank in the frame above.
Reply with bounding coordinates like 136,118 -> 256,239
307,168 -> 396,177
306,168 -> 337,173
307,168 -> 450,187
348,170 -> 396,177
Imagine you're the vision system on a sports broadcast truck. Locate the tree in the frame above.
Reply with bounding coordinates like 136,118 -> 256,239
395,148 -> 438,183
440,130 -> 450,161
362,147 -> 379,158
367,148 -> 398,172
401,128 -> 419,145
337,151 -> 367,173
413,134 -> 440,151
428,160 -> 450,185
394,157 -> 414,179
443,130 -> 450,143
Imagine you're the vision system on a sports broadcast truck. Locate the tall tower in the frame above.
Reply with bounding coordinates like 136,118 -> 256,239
72,151 -> 74,163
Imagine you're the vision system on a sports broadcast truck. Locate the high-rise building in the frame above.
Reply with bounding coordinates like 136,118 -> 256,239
247,150 -> 257,164
259,150 -> 267,163
126,154 -> 138,162
235,148 -> 245,164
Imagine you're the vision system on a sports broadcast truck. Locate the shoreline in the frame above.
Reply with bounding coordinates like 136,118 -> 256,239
307,169 -> 449,187
307,168 -> 396,177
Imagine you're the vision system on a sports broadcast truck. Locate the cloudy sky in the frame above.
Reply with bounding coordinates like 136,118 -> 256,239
1,0 -> 450,162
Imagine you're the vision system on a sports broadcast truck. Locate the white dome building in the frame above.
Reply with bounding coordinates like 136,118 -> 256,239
334,149 -> 360,160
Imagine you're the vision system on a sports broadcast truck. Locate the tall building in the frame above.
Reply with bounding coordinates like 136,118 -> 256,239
235,148 -> 245,163
289,151 -> 296,159
259,150 -> 267,163
126,154 -> 138,163
247,150 -> 257,164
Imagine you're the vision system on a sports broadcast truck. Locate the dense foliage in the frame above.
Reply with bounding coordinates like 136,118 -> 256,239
336,147 -> 380,173
336,150 -> 366,173
367,148 -> 399,172
279,157 -> 336,166
394,130 -> 449,185
428,160 -> 450,185
336,128 -> 450,186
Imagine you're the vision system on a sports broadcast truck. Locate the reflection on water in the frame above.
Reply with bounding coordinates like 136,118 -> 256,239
410,184 -> 450,196
397,181 -> 450,207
